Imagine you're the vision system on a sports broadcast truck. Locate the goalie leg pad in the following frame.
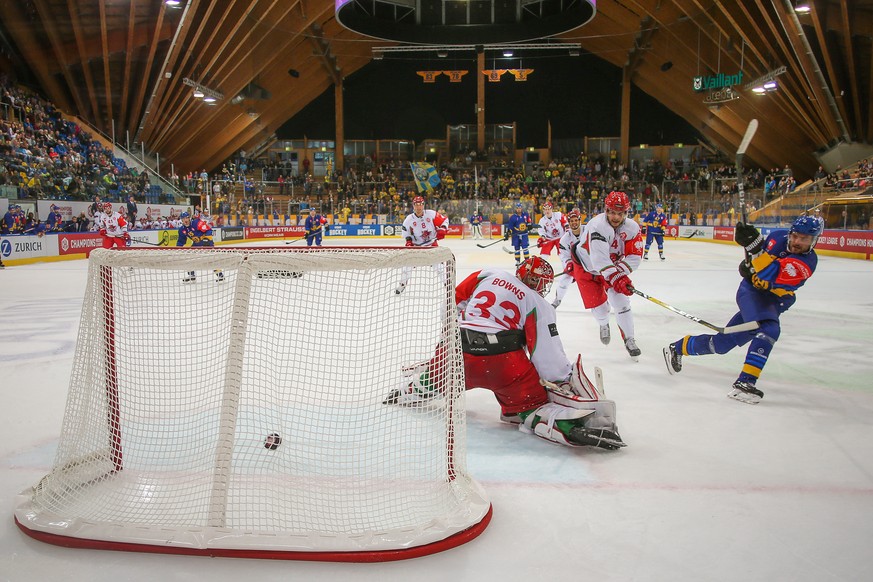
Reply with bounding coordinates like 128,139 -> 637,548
544,388 -> 620,433
519,403 -> 594,447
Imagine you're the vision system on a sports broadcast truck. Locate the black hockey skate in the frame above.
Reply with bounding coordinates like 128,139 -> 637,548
727,380 -> 764,405
663,343 -> 682,375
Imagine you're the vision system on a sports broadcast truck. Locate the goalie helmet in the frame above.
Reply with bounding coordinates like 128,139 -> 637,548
604,191 -> 630,212
516,256 -> 554,297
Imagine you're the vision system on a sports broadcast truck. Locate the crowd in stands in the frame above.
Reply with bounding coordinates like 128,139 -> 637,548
1,78 -> 153,206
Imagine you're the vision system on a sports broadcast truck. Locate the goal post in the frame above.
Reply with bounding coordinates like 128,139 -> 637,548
15,247 -> 491,561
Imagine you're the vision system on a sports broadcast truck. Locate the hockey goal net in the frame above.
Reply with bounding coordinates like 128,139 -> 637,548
461,221 -> 492,239
15,246 -> 490,561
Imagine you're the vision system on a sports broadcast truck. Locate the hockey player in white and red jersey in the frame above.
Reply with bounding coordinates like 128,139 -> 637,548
385,256 -> 626,450
97,202 -> 130,249
569,190 -> 644,360
550,208 -> 583,308
395,195 -> 448,294
536,202 -> 567,256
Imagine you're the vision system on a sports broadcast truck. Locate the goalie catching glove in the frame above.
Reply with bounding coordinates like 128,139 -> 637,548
734,222 -> 764,254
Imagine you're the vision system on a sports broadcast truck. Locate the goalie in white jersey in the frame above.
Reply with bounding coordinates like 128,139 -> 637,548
569,191 -> 644,360
387,256 -> 626,450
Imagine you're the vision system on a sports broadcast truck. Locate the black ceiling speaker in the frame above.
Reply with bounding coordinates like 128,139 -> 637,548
288,69 -> 300,78
660,61 -> 673,72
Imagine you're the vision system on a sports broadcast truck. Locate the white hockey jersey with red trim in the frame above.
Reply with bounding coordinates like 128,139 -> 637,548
538,212 -> 567,242
573,213 -> 643,280
455,268 -> 572,381
402,209 -> 447,246
103,211 -> 128,237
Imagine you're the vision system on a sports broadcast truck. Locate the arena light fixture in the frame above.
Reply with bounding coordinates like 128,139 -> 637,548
182,77 -> 224,102
794,2 -> 811,14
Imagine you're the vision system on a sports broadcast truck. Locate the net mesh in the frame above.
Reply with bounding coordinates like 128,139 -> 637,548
16,247 -> 489,554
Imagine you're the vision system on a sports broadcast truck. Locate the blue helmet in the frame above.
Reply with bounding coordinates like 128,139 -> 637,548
180,212 -> 191,219
790,215 -> 822,237
789,215 -> 822,251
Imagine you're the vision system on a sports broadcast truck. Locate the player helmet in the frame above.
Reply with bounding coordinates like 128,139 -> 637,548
50,204 -> 59,211
604,191 -> 630,212
413,196 -> 425,205
567,208 -> 581,221
789,215 -> 822,251
516,256 -> 554,297
180,212 -> 191,219
542,202 -> 552,211
102,202 -> 112,212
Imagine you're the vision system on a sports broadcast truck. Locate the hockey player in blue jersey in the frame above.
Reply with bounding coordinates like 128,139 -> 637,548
642,203 -> 668,260
504,202 -> 532,267
304,208 -> 327,247
662,215 -> 821,404
46,204 -> 65,232
177,211 -> 224,283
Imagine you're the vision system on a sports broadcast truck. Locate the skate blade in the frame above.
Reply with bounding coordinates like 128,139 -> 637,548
727,389 -> 762,405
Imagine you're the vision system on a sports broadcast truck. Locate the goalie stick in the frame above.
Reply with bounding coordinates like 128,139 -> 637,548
631,287 -> 759,334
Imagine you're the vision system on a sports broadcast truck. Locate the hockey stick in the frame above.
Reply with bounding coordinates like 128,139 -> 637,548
476,239 -> 504,249
631,287 -> 759,334
284,236 -> 307,245
736,119 -> 758,225
131,239 -> 165,247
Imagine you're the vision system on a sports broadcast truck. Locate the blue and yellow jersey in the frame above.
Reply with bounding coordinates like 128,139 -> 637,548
177,217 -> 214,247
746,229 -> 817,308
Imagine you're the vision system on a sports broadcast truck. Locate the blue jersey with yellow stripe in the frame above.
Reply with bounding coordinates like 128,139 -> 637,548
744,229 -> 817,311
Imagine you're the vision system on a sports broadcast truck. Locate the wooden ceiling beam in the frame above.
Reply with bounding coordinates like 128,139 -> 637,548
127,2 -> 168,148
97,0 -> 113,129
119,0 -> 137,134
806,0 -> 850,129
0,3 -> 72,111
837,0 -> 862,136
67,0 -> 101,127
31,0 -> 90,118
307,22 -> 342,85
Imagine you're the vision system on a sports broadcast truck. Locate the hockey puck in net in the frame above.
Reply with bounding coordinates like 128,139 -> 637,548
264,432 -> 282,450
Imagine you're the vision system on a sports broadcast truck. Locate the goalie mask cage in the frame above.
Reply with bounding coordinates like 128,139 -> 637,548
15,246 -> 491,561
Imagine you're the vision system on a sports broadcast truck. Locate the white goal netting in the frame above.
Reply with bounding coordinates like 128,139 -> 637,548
15,247 -> 490,559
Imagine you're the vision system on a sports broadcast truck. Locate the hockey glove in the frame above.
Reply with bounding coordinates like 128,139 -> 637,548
536,237 -> 544,247
564,262 -> 574,276
436,228 -> 446,240
405,239 -> 414,247
610,274 -> 633,296
503,231 -> 510,241
738,259 -> 754,283
123,233 -> 132,247
734,222 -> 764,254
99,229 -> 107,236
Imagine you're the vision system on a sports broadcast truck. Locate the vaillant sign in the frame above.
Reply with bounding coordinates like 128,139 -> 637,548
693,71 -> 743,92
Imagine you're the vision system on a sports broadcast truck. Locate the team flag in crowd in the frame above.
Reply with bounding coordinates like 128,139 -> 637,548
411,162 -> 441,192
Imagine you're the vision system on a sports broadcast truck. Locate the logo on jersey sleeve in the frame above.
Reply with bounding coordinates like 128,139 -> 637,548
774,257 -> 812,286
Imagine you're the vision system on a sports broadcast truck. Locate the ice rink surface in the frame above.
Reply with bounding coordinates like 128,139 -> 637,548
2,236 -> 872,582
